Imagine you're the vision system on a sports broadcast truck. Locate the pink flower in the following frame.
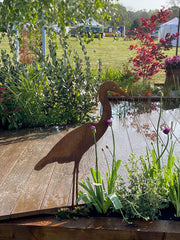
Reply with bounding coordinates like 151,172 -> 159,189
106,119 -> 113,126
165,55 -> 180,68
90,125 -> 96,134
163,128 -> 170,134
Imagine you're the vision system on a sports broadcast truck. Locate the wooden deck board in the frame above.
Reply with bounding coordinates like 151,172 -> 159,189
0,129 -> 60,218
149,110 -> 180,157
124,114 -> 150,156
12,134 -> 58,215
0,108 -> 179,220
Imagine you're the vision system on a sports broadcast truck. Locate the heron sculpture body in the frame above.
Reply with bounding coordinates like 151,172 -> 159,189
34,81 -> 129,206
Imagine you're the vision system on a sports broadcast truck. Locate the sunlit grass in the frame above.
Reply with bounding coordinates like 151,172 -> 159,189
0,36 -> 178,83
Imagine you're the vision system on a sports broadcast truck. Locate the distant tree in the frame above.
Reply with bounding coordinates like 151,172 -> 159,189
130,18 -> 141,30
167,0 -> 180,7
129,10 -> 152,22
106,4 -> 131,28
168,6 -> 180,18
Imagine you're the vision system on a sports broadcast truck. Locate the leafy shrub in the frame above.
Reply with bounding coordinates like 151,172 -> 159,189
0,86 -> 20,129
115,106 -> 179,220
116,153 -> 169,220
0,42 -> 100,129
102,64 -> 137,90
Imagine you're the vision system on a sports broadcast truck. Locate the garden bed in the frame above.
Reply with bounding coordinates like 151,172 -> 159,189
0,212 -> 180,240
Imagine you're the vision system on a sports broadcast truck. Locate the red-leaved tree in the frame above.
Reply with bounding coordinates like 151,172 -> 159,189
129,7 -> 179,83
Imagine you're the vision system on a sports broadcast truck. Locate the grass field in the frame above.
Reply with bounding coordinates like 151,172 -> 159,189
0,36 -> 179,83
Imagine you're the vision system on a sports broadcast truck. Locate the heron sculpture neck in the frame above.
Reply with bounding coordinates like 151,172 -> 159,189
94,83 -> 114,141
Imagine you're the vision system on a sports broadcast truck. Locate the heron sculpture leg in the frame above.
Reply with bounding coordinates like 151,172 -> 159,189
72,161 -> 79,207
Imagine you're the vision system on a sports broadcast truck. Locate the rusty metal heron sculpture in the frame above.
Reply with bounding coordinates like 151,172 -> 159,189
34,81 -> 129,206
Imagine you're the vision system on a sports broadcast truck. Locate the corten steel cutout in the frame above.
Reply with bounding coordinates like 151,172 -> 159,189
34,81 -> 129,206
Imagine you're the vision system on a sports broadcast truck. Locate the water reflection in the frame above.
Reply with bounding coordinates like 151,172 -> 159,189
98,101 -> 180,143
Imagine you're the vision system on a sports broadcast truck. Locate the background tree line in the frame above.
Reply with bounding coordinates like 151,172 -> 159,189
0,1 -> 179,34
99,2 -> 179,31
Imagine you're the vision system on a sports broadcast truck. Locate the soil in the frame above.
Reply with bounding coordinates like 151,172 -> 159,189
159,203 -> 180,221
56,204 -> 180,222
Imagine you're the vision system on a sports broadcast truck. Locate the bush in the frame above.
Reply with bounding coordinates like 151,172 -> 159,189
102,64 -> 137,90
0,43 -> 100,129
0,86 -> 20,129
116,153 -> 168,220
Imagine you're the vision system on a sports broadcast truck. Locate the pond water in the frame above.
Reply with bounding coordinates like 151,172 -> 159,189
97,100 -> 180,176
98,100 -> 179,120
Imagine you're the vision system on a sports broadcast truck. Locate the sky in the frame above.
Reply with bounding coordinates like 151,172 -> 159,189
116,0 -> 169,11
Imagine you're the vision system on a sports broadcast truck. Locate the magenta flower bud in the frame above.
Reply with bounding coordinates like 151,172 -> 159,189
163,127 -> 171,135
106,119 -> 113,126
90,125 -> 96,133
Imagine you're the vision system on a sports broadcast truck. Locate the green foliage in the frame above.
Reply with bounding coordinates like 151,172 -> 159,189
76,108 -> 180,221
101,64 -> 163,97
166,155 -> 180,217
102,64 -> 137,90
0,86 -> 20,129
116,105 -> 180,220
116,153 -> 169,220
56,206 -> 91,220
0,45 -> 99,129
76,123 -> 122,215
0,0 -> 114,46
0,0 -> 113,130
4,65 -> 47,128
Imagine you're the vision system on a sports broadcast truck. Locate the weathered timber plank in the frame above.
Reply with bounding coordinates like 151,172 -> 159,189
11,131 -> 66,215
0,129 -> 58,219
0,130 -> 26,163
0,135 -> 30,186
124,114 -> 149,157
149,109 -> 180,157
39,162 -> 74,210
38,127 -> 80,210
0,109 -> 179,220
169,108 -> 180,125
0,216 -> 180,240
135,112 -> 158,144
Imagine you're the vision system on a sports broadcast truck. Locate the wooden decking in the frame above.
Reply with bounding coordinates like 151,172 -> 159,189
0,108 -> 180,221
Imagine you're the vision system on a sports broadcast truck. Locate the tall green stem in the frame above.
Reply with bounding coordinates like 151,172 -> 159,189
110,125 -> 116,169
156,98 -> 162,169
93,133 -> 99,182
157,134 -> 169,163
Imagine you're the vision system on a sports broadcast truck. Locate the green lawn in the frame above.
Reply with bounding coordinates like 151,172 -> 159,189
0,36 -> 178,83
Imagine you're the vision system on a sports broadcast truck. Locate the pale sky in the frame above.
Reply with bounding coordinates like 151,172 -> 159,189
117,0 -> 169,11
